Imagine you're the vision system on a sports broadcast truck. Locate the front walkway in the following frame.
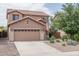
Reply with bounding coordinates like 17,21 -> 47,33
14,41 -> 79,56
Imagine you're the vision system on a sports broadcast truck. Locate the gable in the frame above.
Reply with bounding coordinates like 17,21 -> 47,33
10,17 -> 45,30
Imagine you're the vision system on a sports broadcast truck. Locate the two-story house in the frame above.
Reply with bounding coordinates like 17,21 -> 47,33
7,9 -> 49,41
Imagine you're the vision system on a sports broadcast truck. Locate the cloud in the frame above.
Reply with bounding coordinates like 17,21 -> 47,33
5,3 -> 51,15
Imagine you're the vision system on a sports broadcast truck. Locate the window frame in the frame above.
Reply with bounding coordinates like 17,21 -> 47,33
12,14 -> 19,20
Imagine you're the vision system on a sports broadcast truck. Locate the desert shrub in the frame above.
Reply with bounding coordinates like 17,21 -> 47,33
56,39 -> 60,42
49,36 -> 55,43
49,27 -> 57,38
62,35 -> 68,42
62,43 -> 66,46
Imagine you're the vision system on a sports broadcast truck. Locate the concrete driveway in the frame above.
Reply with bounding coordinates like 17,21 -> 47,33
14,41 -> 79,56
14,41 -> 60,56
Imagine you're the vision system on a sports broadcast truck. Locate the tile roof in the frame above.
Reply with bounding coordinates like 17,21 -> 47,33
8,16 -> 46,26
7,9 -> 49,16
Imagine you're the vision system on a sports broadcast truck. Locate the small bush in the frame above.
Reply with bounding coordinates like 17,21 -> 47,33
62,43 -> 66,46
49,36 -> 55,43
56,39 -> 60,42
74,34 -> 79,42
62,35 -> 68,42
49,27 -> 57,38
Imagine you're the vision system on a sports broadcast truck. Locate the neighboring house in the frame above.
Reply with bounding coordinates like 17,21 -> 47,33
7,9 -> 49,41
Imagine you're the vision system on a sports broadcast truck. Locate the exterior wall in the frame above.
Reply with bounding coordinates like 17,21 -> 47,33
23,15 -> 48,22
23,15 -> 42,20
40,30 -> 45,40
10,18 -> 45,30
7,11 -> 23,24
8,27 -> 14,41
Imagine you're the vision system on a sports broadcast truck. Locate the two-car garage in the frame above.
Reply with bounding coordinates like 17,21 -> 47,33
9,28 -> 45,41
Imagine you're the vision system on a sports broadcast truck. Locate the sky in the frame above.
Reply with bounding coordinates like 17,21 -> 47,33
0,3 -> 63,26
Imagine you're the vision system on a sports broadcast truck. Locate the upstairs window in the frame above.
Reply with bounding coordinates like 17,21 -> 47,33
13,15 -> 19,20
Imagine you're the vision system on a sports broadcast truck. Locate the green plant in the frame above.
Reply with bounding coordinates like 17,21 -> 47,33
51,4 -> 79,41
62,43 -> 66,46
62,35 -> 68,42
49,27 -> 57,38
56,39 -> 60,42
74,33 -> 79,41
49,36 -> 55,43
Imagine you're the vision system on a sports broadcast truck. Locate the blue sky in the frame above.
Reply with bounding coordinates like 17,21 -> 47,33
44,3 -> 63,14
0,3 -> 63,26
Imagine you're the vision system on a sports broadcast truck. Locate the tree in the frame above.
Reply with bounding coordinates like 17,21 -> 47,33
53,12 -> 65,30
52,3 -> 79,40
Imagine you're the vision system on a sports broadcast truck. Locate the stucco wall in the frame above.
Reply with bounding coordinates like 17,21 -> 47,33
10,18 -> 45,30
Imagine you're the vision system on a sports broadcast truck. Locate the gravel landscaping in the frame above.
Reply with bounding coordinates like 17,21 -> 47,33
45,41 -> 79,52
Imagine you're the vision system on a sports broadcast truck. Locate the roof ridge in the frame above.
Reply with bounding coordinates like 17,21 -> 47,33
7,9 -> 45,13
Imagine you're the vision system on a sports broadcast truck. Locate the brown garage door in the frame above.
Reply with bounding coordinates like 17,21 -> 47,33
14,29 -> 40,41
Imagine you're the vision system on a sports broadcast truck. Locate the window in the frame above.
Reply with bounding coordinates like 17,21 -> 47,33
13,15 -> 19,20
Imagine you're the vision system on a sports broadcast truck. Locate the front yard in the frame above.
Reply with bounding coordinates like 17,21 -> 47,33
48,3 -> 79,52
45,40 -> 79,52
0,40 -> 79,56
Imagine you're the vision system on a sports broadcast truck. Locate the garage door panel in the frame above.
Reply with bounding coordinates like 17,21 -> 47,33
14,29 -> 40,41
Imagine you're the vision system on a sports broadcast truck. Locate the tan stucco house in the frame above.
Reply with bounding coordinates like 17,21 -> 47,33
7,9 -> 49,41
